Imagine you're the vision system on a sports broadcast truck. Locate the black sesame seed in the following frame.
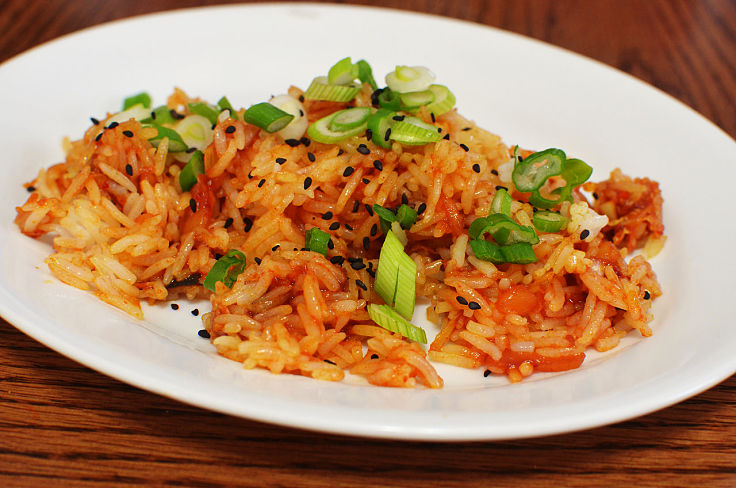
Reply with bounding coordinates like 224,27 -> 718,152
189,198 -> 197,213
643,290 -> 651,300
322,211 -> 333,220
300,137 -> 311,147
254,257 -> 262,265
365,204 -> 374,216
363,237 -> 370,251
365,128 -> 373,140
370,223 -> 378,237
483,369 -> 491,378
243,217 -> 253,232
392,115 -> 405,121
417,202 -> 427,215
495,185 -> 509,191
90,117 -> 100,125
338,149 -> 344,156
258,179 -> 265,188
224,125 -> 236,134
456,296 -> 469,306
191,308 -> 200,316
430,112 -> 436,123
472,163 -> 481,173
356,279 -> 368,291
307,152 -> 316,162
401,193 -> 409,205
224,217 -> 234,229
186,147 -> 197,153
150,111 -> 156,120
362,178 -> 370,185
459,143 -> 469,152
303,177 -> 313,190
26,186 -> 35,192
593,192 -> 599,199
371,353 -> 379,359
324,359 -> 336,365
330,256 -> 345,265
329,222 -> 340,231
211,124 -> 216,130
443,133 -> 450,140
299,109 -> 304,117
170,109 -> 185,120
95,132 -> 103,142
247,170 -> 254,179
285,138 -> 300,147
468,301 -> 481,310
327,239 -> 334,250
518,155 -> 524,162
352,201 -> 360,213
580,229 -> 591,240
348,257 -> 361,263
437,127 -> 443,133
214,253 -> 223,260
384,128 -> 391,142
276,157 -> 287,165
345,224 -> 354,231
270,245 -> 279,252
367,268 -> 376,278
462,127 -> 472,131
170,303 -> 179,310
299,94 -> 305,102
357,144 -> 370,155
121,128 -> 133,137
198,329 -> 210,339
107,121 -> 119,129
350,261 -> 366,270
125,164 -> 133,176
491,169 -> 499,176
373,160 -> 383,171
343,166 -> 355,177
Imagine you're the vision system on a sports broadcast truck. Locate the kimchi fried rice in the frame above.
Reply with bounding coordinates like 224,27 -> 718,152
14,59 -> 664,388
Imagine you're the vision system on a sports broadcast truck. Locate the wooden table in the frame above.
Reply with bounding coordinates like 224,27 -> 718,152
1,1 -> 734,486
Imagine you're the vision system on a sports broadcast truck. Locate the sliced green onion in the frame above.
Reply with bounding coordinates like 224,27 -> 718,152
533,210 -> 568,233
356,59 -> 378,90
500,242 -> 538,264
377,88 -> 403,111
329,107 -> 371,132
512,148 -> 566,192
399,89 -> 434,111
188,102 -> 220,126
203,249 -> 246,292
175,114 -> 213,151
144,124 -> 188,152
470,239 -> 504,263
490,188 -> 512,216
123,92 -> 152,110
217,96 -> 235,113
304,76 -> 361,102
560,158 -> 593,187
373,203 -> 397,234
141,105 -> 176,125
307,109 -> 367,144
374,229 -> 405,306
396,204 -> 417,230
305,227 -> 331,256
529,185 -> 572,209
179,150 -> 205,192
328,57 -> 359,85
393,248 -> 416,320
389,117 -> 441,146
368,304 -> 427,344
385,65 -> 435,93
243,102 -> 294,133
367,108 -> 397,149
468,214 -> 539,246
107,104 -> 151,126
424,85 -> 456,116
269,94 -> 308,140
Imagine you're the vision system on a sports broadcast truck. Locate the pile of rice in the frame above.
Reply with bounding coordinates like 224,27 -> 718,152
14,84 -> 664,388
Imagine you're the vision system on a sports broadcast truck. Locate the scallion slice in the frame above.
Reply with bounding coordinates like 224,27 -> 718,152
389,117 -> 441,145
328,57 -> 359,85
175,114 -> 213,152
490,188 -> 512,216
399,89 -> 435,111
393,249 -> 416,320
377,89 -> 403,111
424,84 -> 456,115
217,96 -> 235,113
307,109 -> 368,144
179,150 -> 205,192
500,242 -> 538,264
203,249 -> 246,292
470,239 -> 504,263
396,204 -> 417,230
188,102 -> 220,126
304,76 -> 361,102
385,65 -> 435,93
123,92 -> 152,110
468,214 -> 539,246
533,210 -> 568,233
144,124 -> 188,152
373,203 -> 397,234
367,108 -> 397,149
374,229 -> 404,306
269,94 -> 308,140
367,304 -> 427,344
243,102 -> 294,133
305,227 -> 331,256
560,158 -> 593,187
512,148 -> 565,192
329,107 -> 372,132
356,59 -> 378,90
141,105 -> 176,125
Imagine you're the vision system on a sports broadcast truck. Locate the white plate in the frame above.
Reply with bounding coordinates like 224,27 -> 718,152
0,4 -> 734,441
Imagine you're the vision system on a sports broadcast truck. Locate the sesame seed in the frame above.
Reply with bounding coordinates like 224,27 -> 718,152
26,186 -> 35,192
384,128 -> 391,142
307,152 -> 316,162
462,127 -> 472,131
343,166 -> 355,177
365,204 -> 374,216
125,164 -> 133,176
352,201 -> 360,213
224,217 -> 233,228
191,308 -> 200,316
299,94 -> 305,102
443,133 -> 450,140
322,211 -> 333,220
107,121 -> 119,129
243,217 -> 253,232
299,109 -> 304,117
401,193 -> 409,205
285,138 -> 300,147
459,143 -> 469,152
363,237 -> 370,251
430,112 -> 436,123
327,239 -> 334,250
495,185 -> 509,191
276,157 -> 286,165
417,202 -> 427,215
580,229 -> 591,240
189,198 -> 197,213
392,115 -> 405,121
350,261 -> 366,270
371,354 -> 379,359
456,296 -> 469,306
330,256 -> 345,265
271,245 -> 280,252
300,137 -> 311,146
367,268 -> 376,278
593,192 -> 599,199
95,132 -> 103,142
170,303 -> 179,310
258,179 -> 265,188
345,224 -> 354,231
357,144 -> 370,155
365,128 -> 373,140
254,257 -> 262,265
370,223 -> 378,237
170,109 -> 185,120
90,117 -> 100,125
362,178 -> 370,184
122,130 -> 134,138
518,155 -> 524,162
247,171 -> 253,179
303,177 -> 313,190
329,222 -> 340,231
324,359 -> 336,365
483,369 -> 491,377
356,279 -> 368,291
643,290 -> 651,300
468,301 -> 481,310
491,169 -> 499,176
214,253 -> 223,260
198,329 -> 210,339
338,149 -> 344,156
472,163 -> 481,173
225,125 -> 236,134
373,160 -> 383,171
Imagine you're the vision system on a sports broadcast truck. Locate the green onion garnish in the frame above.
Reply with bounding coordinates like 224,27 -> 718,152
188,102 -> 220,126
243,103 -> 294,133
512,148 -> 566,192
367,108 -> 397,149
399,89 -> 435,111
560,158 -> 593,187
217,96 -> 235,113
307,109 -> 368,144
377,88 -> 403,111
396,204 -> 417,230
355,59 -> 378,90
389,117 -> 441,146
499,242 -> 538,264
424,85 -> 456,116
179,150 -> 205,192
385,65 -> 435,93
469,239 -> 504,263
203,249 -> 246,292
144,124 -> 188,152
468,213 -> 539,246
328,107 -> 371,132
490,187 -> 512,216
328,57 -> 359,85
305,227 -> 331,256
123,92 -> 152,110
533,210 -> 568,233
372,204 -> 397,234
141,105 -> 176,125
304,76 -> 361,102
368,303 -> 427,344
374,230 -> 416,320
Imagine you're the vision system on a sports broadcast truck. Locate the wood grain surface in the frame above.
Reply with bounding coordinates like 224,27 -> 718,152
1,1 -> 734,486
